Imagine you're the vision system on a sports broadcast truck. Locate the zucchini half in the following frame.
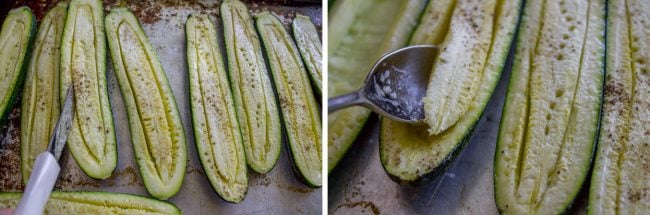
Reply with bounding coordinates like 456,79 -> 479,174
20,3 -> 67,184
494,0 -> 605,214
589,0 -> 649,214
105,8 -> 187,200
0,7 -> 36,127
327,0 -> 427,173
380,0 -> 523,183
59,0 -> 117,179
291,14 -> 322,95
256,11 -> 322,187
186,14 -> 248,203
221,0 -> 282,174
0,192 -> 180,214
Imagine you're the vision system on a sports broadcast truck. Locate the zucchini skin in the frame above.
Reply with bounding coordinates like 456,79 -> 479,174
20,3 -> 67,184
105,8 -> 187,200
0,7 -> 36,127
185,14 -> 248,203
291,14 -> 322,95
255,11 -> 322,187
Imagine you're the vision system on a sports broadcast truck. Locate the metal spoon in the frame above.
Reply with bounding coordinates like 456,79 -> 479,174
328,45 -> 439,123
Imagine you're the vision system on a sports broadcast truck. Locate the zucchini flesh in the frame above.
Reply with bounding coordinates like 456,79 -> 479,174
589,0 -> 650,214
256,11 -> 322,187
327,0 -> 426,173
221,0 -> 282,174
495,0 -> 605,213
59,0 -> 117,179
186,14 -> 248,203
380,0 -> 522,183
291,14 -> 322,95
0,7 -> 35,126
0,192 -> 180,214
20,3 -> 67,184
105,8 -> 187,200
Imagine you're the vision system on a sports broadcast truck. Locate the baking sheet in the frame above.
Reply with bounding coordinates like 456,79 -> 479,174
0,1 -> 322,214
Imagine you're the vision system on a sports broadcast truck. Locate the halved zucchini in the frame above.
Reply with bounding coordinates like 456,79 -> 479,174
220,0 -> 282,174
327,0 -> 427,173
494,0 -> 605,214
380,0 -> 522,183
291,14 -> 322,95
186,14 -> 248,203
105,8 -> 187,200
0,7 -> 36,127
59,0 -> 117,179
589,0 -> 649,214
20,2 -> 67,184
0,192 -> 180,214
256,11 -> 322,187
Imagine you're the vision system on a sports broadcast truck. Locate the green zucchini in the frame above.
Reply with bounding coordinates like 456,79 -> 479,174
0,7 -> 36,127
20,3 -> 67,184
186,14 -> 248,203
291,14 -> 322,95
105,8 -> 187,200
589,0 -> 649,214
221,0 -> 282,174
59,0 -> 117,179
327,0 -> 427,173
380,0 -> 523,183
0,192 -> 180,214
256,11 -> 322,187
494,0 -> 605,214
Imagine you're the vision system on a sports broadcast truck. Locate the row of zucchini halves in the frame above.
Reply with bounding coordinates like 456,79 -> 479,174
0,0 -> 322,204
328,0 -> 647,214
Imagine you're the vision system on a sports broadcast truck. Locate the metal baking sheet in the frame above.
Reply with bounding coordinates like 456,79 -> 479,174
0,1 -> 322,214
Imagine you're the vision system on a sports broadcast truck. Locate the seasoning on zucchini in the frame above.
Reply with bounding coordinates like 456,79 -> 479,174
0,6 -> 36,127
59,0 -> 117,179
380,0 -> 523,184
256,11 -> 322,187
186,14 -> 248,203
291,14 -> 322,95
221,0 -> 282,174
494,0 -> 605,214
589,0 -> 649,214
105,8 -> 187,200
21,2 -> 67,184
0,192 -> 180,214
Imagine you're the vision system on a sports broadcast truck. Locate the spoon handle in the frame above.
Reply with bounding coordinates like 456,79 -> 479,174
328,91 -> 365,113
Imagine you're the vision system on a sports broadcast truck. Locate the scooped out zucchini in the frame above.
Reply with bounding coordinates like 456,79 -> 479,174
186,14 -> 248,203
291,14 -> 322,95
105,8 -> 187,200
256,11 -> 322,187
589,0 -> 649,214
494,0 -> 605,214
59,0 -> 117,179
380,0 -> 522,183
0,192 -> 180,214
20,2 -> 67,184
328,0 -> 427,173
0,7 -> 36,127
221,0 -> 282,174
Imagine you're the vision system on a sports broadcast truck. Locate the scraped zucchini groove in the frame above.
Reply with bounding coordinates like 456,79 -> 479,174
292,14 -> 322,95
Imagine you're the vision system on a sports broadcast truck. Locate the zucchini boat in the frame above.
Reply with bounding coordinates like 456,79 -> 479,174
0,7 -> 36,127
105,8 -> 187,200
291,14 -> 322,95
380,0 -> 523,183
328,0 -> 427,173
59,0 -> 117,179
589,0 -> 649,214
495,0 -> 605,214
186,14 -> 248,203
256,11 -> 322,187
20,3 -> 67,184
0,192 -> 180,214
221,0 -> 282,174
